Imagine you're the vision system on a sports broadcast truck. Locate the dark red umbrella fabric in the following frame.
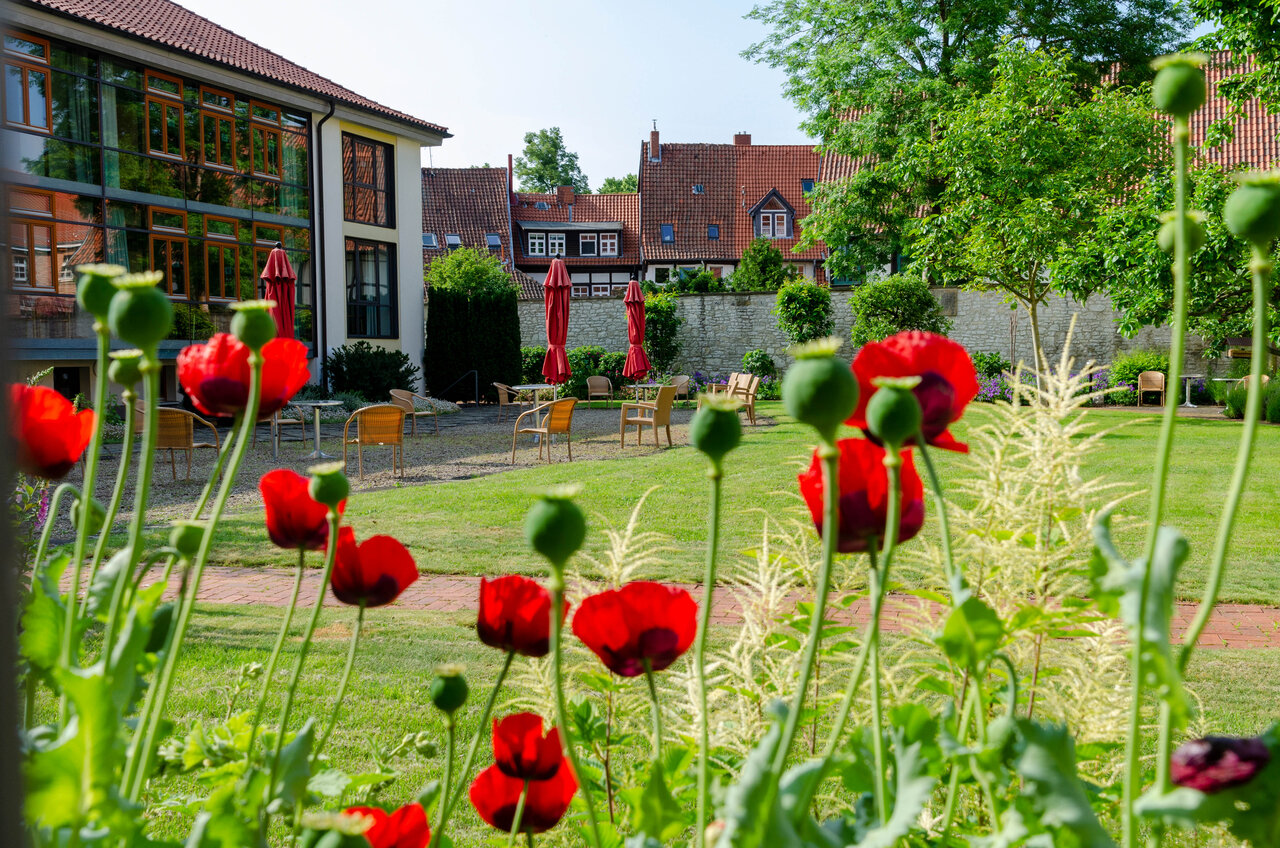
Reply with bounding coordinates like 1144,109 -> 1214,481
622,279 -> 650,380
260,245 -> 297,340
541,259 -> 572,384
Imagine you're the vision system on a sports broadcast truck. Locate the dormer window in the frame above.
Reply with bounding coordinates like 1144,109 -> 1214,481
528,232 -> 546,256
579,233 -> 597,256
759,212 -> 788,239
750,190 -> 795,240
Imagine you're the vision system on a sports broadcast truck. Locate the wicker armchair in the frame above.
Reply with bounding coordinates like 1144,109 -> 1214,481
390,389 -> 440,436
343,404 -> 406,480
586,376 -> 613,408
620,385 -> 676,448
511,398 -> 577,464
1137,370 -> 1166,407
493,382 -> 530,423
135,403 -> 220,480
669,375 -> 691,403
733,374 -> 761,425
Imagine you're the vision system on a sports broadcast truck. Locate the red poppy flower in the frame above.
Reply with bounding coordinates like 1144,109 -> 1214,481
177,333 -> 310,421
848,331 -> 979,453
1171,736 -> 1272,794
572,581 -> 697,677
477,575 -> 566,658
260,469 -> 344,551
329,527 -> 418,607
798,438 -> 925,554
343,803 -> 430,848
469,762 -> 577,835
10,384 -> 95,480
493,712 -> 562,781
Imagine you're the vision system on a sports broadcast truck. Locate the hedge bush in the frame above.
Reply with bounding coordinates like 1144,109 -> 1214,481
774,281 -> 833,345
971,350 -> 1011,379
425,285 -> 522,402
742,349 -> 777,379
645,293 -> 684,372
1107,350 -> 1169,389
849,276 -> 950,348
1266,380 -> 1280,424
324,341 -> 421,402
521,346 -> 547,384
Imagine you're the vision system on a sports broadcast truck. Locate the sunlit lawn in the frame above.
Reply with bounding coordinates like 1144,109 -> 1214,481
190,401 -> 1280,605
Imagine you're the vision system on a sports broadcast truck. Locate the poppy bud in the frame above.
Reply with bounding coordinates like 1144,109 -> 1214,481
1171,735 -> 1271,793
230,299 -> 278,352
782,337 -> 859,443
169,520 -> 206,558
525,486 -> 586,568
146,602 -> 176,654
864,377 -> 922,450
429,664 -> 469,716
108,272 -> 172,351
76,263 -> 125,319
308,462 -> 350,510
1224,172 -> 1280,247
1151,54 -> 1207,118
689,396 -> 741,467
108,349 -> 144,389
1157,211 -> 1207,255
72,496 -> 107,537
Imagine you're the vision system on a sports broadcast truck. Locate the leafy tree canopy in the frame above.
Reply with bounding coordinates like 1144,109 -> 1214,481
598,173 -> 638,193
735,237 -> 802,292
425,246 -> 516,296
514,127 -> 590,193
746,0 -> 1190,274
1191,0 -> 1280,111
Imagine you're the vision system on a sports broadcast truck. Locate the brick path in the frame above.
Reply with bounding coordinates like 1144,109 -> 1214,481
109,565 -> 1280,650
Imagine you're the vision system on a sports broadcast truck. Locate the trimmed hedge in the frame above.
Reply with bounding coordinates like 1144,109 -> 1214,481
425,286 -> 522,402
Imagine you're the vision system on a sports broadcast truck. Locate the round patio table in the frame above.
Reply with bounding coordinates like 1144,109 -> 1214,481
291,400 -> 344,460
1178,374 -> 1203,408
511,383 -> 559,440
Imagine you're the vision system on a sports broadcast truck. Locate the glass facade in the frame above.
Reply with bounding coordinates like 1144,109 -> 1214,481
341,133 -> 392,227
2,29 -> 317,351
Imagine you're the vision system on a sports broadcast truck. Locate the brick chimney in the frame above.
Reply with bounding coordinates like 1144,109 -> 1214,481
556,185 -> 574,207
649,128 -> 661,162
734,132 -> 752,146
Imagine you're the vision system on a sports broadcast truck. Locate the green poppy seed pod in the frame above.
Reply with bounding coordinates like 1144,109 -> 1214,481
1157,211 -> 1207,255
782,337 -> 858,443
689,397 -> 742,467
231,300 -> 278,352
1151,55 -> 1207,118
308,462 -> 350,509
428,664 -> 469,716
108,349 -> 145,388
865,378 -> 922,449
169,520 -> 206,558
1224,174 -> 1280,247
108,272 -> 172,351
76,263 -> 125,319
524,486 -> 586,568
72,496 -> 107,538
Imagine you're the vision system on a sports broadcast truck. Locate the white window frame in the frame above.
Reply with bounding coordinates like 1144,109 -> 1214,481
548,232 -> 566,256
591,284 -> 610,297
579,233 -> 597,256
12,254 -> 28,282
571,285 -> 588,297
528,232 -> 546,256
774,213 -> 788,238
600,233 -> 618,256
760,214 -> 772,238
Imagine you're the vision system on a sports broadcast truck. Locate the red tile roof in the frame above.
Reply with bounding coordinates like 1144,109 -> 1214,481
22,0 -> 448,135
511,191 -> 641,269
421,166 -> 527,286
638,139 -> 825,264
1191,52 -> 1280,170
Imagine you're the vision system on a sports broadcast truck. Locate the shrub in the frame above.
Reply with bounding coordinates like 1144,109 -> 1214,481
755,375 -> 781,401
645,292 -> 684,372
849,275 -> 950,348
1224,378 -> 1278,420
333,390 -> 368,413
168,302 -> 216,341
1266,380 -> 1280,424
521,346 -> 547,384
975,374 -> 1012,403
666,267 -> 729,294
735,237 -> 801,291
741,349 -> 777,379
774,281 -> 833,345
425,285 -> 522,402
599,351 -> 628,385
324,341 -> 420,401
425,246 -> 517,296
971,350 -> 1011,379
292,383 -> 331,402
1108,349 -> 1169,389
565,346 -> 607,399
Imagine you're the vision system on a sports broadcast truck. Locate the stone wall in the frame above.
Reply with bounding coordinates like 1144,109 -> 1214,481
516,289 -> 1213,377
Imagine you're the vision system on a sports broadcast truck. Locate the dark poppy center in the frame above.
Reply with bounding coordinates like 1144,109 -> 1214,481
637,627 -> 681,672
914,371 -> 955,440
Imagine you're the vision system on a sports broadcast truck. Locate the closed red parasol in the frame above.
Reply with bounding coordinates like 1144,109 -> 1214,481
260,243 -> 296,340
541,259 -> 572,384
622,279 -> 650,380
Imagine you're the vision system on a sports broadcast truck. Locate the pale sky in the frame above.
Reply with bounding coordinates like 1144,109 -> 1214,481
174,0 -> 817,189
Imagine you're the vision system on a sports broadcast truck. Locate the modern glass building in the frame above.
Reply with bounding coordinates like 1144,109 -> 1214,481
4,0 -> 447,398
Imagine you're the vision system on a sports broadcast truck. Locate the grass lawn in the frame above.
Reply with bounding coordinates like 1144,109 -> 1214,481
190,401 -> 1280,605
133,605 -> 1280,845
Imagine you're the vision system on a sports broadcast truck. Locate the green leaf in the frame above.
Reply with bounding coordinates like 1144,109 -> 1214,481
859,726 -> 939,848
20,553 -> 69,673
86,547 -> 132,621
714,704 -> 786,848
414,779 -> 441,816
1013,721 -> 1116,848
307,769 -> 351,799
271,719 -> 315,811
937,597 -> 1005,671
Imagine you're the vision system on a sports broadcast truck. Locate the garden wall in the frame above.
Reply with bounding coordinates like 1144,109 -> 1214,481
516,290 -> 1212,377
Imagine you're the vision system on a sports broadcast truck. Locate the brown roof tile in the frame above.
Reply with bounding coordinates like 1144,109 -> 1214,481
511,191 -> 641,269
23,0 -> 447,135
421,166 -> 524,285
1192,52 -> 1280,170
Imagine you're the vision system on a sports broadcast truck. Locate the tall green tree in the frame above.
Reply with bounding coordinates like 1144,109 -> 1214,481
598,174 -> 638,193
908,45 -> 1165,368
424,246 -> 516,295
513,127 -> 590,193
1191,0 -> 1280,110
745,0 -> 1190,276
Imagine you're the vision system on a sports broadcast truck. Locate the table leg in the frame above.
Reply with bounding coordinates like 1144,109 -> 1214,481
303,407 -> 336,460
1181,378 -> 1197,408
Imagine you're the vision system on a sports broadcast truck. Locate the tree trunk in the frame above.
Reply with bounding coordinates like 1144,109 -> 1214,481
1027,299 -> 1047,374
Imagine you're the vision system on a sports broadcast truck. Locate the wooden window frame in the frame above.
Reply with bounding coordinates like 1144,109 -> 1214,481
600,232 -> 619,256
250,99 -> 283,180
149,207 -> 188,297
8,217 -> 55,290
145,70 -> 184,160
579,233 -> 597,256
204,215 -> 240,301
527,232 -> 546,256
4,31 -> 52,133
199,86 -> 235,170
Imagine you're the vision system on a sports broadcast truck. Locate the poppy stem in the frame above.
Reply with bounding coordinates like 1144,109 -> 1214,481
821,542 -> 879,759
432,649 -> 514,848
916,442 -> 963,604
313,600 -> 365,761
31,482 -> 77,581
643,661 -> 663,762
439,716 -> 455,834
507,780 -> 530,847
269,506 -> 341,791
81,393 -> 136,616
244,548 -> 308,763
124,351 -> 264,802
693,464 -> 723,848
868,458 -> 901,826
550,576 -> 605,848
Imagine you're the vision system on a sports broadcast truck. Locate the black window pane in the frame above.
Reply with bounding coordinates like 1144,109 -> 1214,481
6,65 -> 25,124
